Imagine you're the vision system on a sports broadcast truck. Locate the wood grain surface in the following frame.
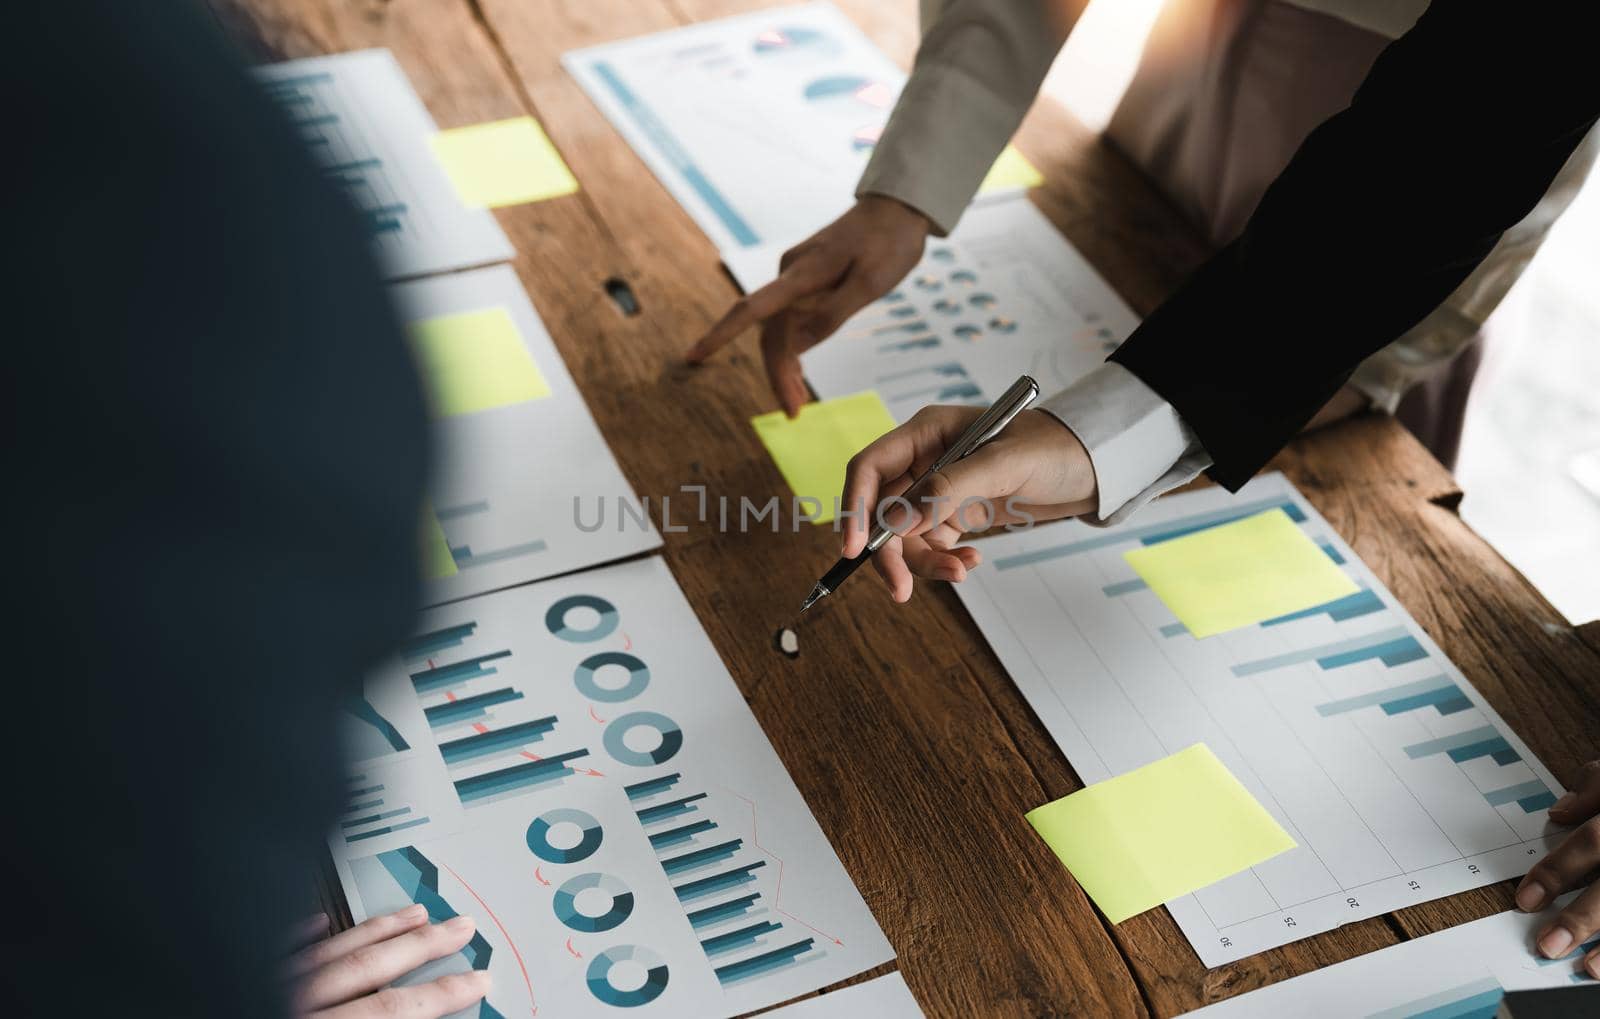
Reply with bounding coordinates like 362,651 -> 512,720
208,0 -> 1600,1014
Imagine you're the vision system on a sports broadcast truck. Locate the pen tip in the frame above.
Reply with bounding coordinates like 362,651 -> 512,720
799,585 -> 824,613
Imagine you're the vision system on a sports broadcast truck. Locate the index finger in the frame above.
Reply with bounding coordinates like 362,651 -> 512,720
686,257 -> 833,363
840,425 -> 920,558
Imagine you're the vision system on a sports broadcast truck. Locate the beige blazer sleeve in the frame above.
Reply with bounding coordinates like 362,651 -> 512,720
856,0 -> 1077,235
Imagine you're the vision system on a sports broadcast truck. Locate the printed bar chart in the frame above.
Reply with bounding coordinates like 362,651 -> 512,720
423,687 -> 524,727
330,557 -> 893,1016
1367,976 -> 1503,1019
452,747 -> 591,804
400,621 -> 477,660
1316,676 -> 1474,718
255,51 -> 513,280
958,472 -> 1565,966
338,774 -> 431,846
409,649 -> 511,693
436,716 -> 557,764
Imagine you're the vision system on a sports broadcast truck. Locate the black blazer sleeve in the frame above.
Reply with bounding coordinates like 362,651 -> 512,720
1109,2 -> 1599,489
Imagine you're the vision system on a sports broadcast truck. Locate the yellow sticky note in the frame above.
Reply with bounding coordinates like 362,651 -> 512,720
1027,744 -> 1295,923
751,391 -> 897,525
979,144 -> 1045,193
1124,508 -> 1359,639
430,117 -> 579,208
419,505 -> 458,580
406,307 -> 551,417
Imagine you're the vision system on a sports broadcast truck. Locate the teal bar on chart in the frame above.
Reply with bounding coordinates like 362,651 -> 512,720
1233,627 -> 1411,677
410,649 -> 511,693
424,686 -> 523,727
649,819 -> 717,850
1366,975 -> 1502,1019
1315,676 -> 1471,718
453,748 -> 589,803
1402,726 -> 1516,765
636,792 -> 707,824
661,839 -> 744,877
400,621 -> 477,660
673,860 -> 766,903
713,938 -> 817,985
995,496 -> 1297,570
700,920 -> 783,957
687,893 -> 761,930
624,772 -> 681,800
1263,588 -> 1386,627
437,716 -> 556,764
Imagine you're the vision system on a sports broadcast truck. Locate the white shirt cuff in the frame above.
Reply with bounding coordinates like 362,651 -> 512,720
1037,363 -> 1212,525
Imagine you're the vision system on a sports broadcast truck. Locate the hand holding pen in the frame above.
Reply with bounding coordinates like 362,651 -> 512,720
822,376 -> 1102,605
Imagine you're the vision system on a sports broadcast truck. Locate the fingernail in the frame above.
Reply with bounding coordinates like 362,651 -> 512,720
471,970 -> 493,989
1517,880 -> 1547,911
1539,926 -> 1573,958
1551,792 -> 1576,813
401,903 -> 427,919
445,915 -> 475,933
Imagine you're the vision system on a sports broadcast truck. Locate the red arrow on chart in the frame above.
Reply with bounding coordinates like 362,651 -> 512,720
534,867 -> 550,887
565,938 -> 582,959
589,705 -> 606,723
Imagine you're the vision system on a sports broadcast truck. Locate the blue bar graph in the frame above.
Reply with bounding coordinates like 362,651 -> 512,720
400,622 -> 476,660
674,861 -> 767,903
712,938 -> 817,985
1103,578 -> 1147,597
450,539 -> 548,569
687,894 -> 761,931
661,839 -> 743,877
424,687 -> 523,727
636,792 -> 708,824
996,497 -> 1302,570
701,920 -> 782,957
1483,780 -> 1554,813
453,749 -> 590,804
342,807 -> 411,829
1232,627 -> 1423,677
1367,975 -> 1502,1019
345,816 -> 431,843
1402,726 -> 1521,766
437,716 -> 557,764
591,61 -> 760,247
1319,635 -> 1427,670
649,819 -> 718,850
409,650 -> 512,693
1263,589 -> 1386,627
1316,676 -> 1473,718
625,773 -> 682,801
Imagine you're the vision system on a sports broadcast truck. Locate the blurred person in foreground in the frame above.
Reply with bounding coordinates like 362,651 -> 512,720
5,4 -> 486,1016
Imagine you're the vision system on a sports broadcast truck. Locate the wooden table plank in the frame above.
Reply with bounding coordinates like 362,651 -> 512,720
213,0 -> 1600,1014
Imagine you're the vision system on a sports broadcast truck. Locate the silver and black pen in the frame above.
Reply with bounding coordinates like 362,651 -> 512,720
799,374 -> 1041,612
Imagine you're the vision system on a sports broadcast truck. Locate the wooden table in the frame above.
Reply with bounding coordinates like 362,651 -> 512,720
211,1 -> 1600,1014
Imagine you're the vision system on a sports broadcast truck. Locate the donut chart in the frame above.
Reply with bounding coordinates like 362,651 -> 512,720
587,945 -> 670,1008
545,594 -> 619,643
553,872 -> 634,933
574,651 -> 651,703
526,808 -> 603,864
603,711 -> 684,767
